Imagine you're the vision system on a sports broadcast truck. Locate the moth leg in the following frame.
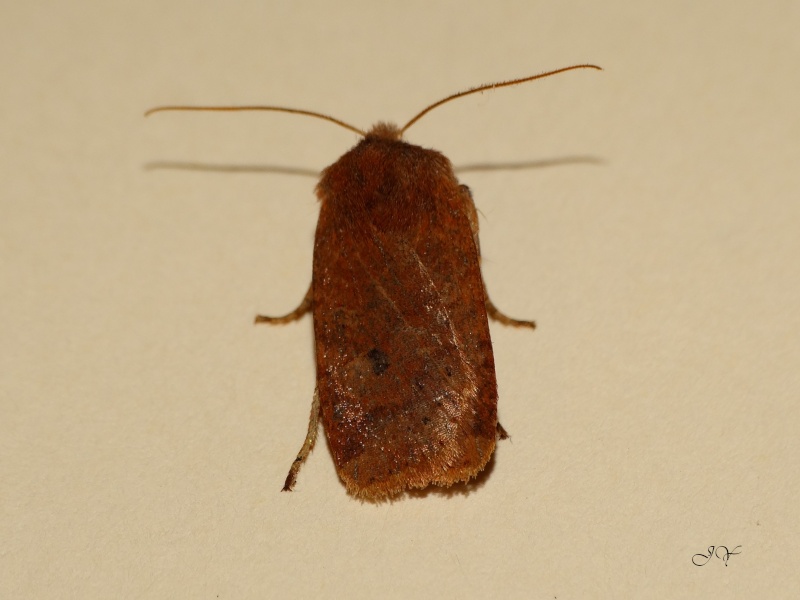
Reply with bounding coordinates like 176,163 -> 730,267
254,284 -> 312,325
282,388 -> 321,492
496,422 -> 510,440
460,183 -> 535,330
485,296 -> 536,329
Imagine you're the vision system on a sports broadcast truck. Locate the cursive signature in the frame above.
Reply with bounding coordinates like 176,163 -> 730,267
692,545 -> 742,567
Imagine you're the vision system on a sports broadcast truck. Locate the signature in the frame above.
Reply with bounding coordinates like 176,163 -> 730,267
692,545 -> 742,567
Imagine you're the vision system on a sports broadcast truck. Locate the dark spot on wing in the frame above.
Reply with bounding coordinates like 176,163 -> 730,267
367,348 -> 390,376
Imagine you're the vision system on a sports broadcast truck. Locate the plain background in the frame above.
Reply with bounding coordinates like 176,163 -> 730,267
2,1 -> 798,597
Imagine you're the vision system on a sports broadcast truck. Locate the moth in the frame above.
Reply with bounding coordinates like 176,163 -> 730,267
146,64 -> 600,499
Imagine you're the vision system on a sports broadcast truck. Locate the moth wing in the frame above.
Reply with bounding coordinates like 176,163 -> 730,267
313,158 -> 498,499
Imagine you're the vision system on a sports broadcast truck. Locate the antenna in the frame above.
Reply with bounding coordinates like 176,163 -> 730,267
145,105 -> 366,137
401,64 -> 602,134
144,64 -> 602,138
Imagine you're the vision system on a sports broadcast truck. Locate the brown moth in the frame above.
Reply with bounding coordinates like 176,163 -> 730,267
146,64 -> 601,499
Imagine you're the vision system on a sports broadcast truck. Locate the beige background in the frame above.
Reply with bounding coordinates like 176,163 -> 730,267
2,1 -> 798,597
